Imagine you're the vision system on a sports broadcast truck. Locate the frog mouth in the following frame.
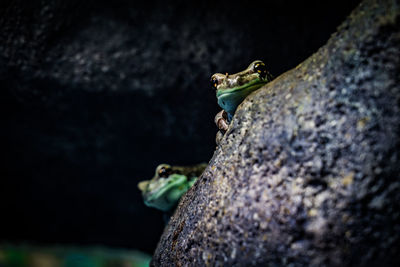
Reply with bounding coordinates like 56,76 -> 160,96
216,78 -> 267,98
216,78 -> 267,115
143,174 -> 188,211
145,175 -> 187,199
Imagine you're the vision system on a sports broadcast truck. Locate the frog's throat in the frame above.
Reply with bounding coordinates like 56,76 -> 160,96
143,174 -> 192,212
216,78 -> 266,116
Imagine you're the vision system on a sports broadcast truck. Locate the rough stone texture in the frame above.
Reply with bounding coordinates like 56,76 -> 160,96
152,0 -> 400,265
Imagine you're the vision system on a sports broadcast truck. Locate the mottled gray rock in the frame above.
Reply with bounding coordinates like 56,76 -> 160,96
152,0 -> 400,265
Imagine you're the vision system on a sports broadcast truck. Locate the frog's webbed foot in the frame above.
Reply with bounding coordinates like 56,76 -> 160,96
215,110 -> 229,131
215,110 -> 229,145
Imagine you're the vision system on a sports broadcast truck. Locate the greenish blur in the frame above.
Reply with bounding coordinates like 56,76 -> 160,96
0,244 -> 151,267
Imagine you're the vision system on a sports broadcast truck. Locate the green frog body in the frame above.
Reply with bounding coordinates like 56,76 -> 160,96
138,163 -> 206,212
211,60 -> 273,132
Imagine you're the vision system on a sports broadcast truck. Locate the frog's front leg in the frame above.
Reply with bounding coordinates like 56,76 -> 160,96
215,110 -> 229,144
215,110 -> 229,132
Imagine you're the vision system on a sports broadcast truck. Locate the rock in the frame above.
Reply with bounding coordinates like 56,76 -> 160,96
152,0 -> 400,265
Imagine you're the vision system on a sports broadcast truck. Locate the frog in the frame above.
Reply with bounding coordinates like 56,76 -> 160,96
211,60 -> 273,134
138,163 -> 207,212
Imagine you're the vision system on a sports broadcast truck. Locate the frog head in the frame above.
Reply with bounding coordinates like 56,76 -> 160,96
211,60 -> 273,117
138,164 -> 199,212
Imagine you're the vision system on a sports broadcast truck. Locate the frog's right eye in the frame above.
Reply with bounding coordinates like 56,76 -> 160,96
211,77 -> 219,89
211,73 -> 226,89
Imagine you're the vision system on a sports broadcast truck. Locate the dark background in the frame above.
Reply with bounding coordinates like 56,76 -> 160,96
0,0 -> 361,254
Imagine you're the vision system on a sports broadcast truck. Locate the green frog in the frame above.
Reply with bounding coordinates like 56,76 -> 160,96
138,163 -> 207,212
211,60 -> 273,132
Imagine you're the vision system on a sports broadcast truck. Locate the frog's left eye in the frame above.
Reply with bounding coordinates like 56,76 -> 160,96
253,62 -> 267,78
158,166 -> 172,177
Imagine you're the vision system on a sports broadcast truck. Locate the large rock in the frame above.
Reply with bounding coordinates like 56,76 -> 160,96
152,0 -> 400,265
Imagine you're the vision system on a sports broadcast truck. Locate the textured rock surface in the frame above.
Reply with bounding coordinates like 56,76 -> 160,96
152,0 -> 400,265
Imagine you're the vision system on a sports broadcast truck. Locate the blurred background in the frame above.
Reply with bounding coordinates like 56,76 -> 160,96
0,0 -> 361,257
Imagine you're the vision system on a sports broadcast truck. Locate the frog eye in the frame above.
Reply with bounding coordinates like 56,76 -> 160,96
158,166 -> 172,178
253,62 -> 268,78
211,76 -> 219,89
211,73 -> 226,89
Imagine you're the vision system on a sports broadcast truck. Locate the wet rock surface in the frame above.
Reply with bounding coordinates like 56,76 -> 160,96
152,0 -> 400,265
